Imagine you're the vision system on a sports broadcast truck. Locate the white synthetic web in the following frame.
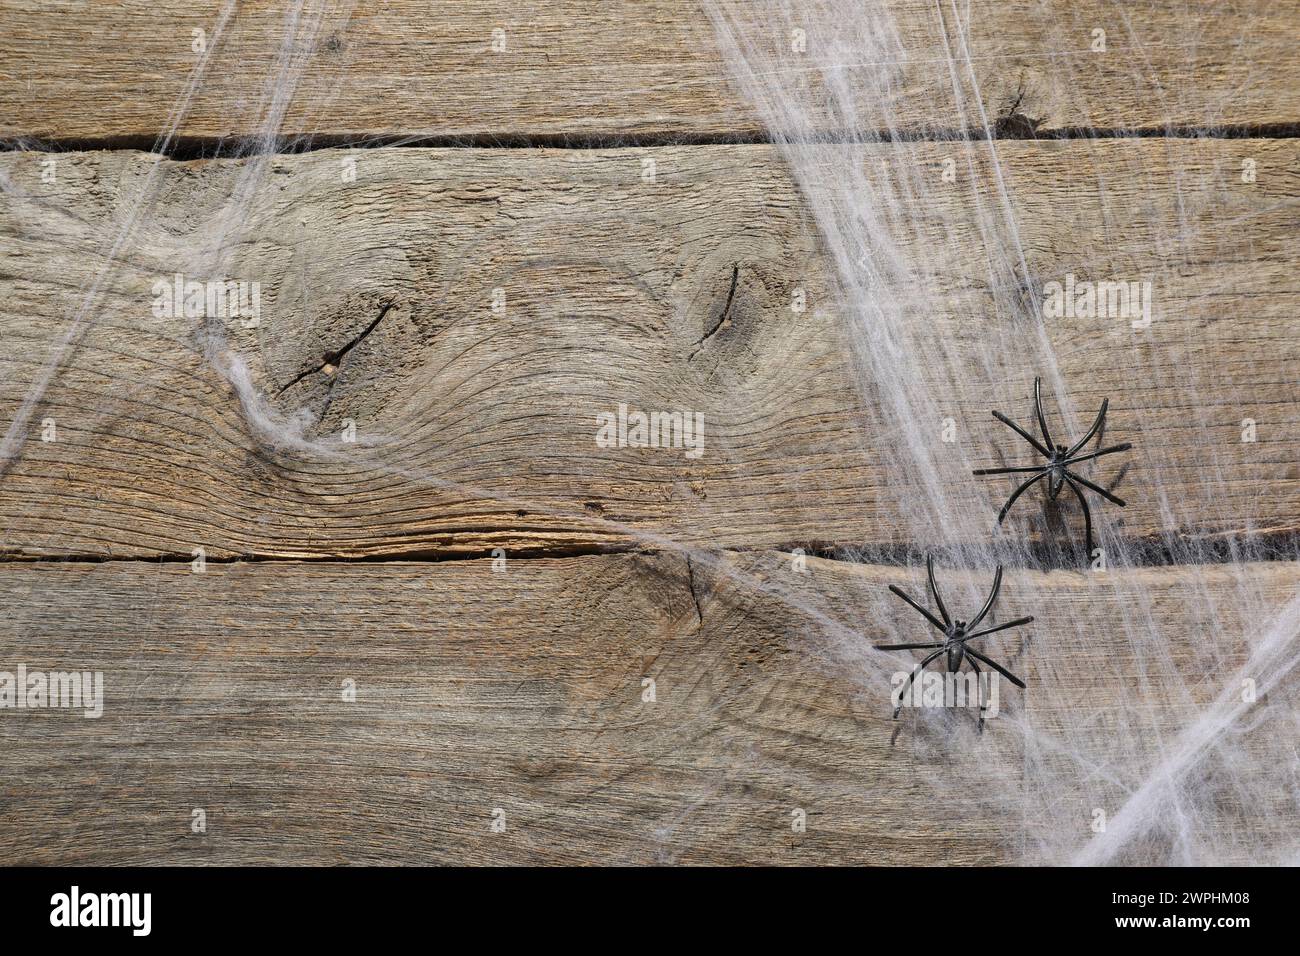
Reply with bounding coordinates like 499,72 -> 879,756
703,0 -> 1300,864
0,0 -> 1295,864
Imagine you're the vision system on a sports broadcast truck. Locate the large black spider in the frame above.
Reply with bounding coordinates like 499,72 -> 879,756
973,376 -> 1131,560
874,556 -> 1030,732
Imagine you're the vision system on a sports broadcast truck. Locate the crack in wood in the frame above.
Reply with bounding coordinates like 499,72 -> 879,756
276,299 -> 396,397
689,264 -> 739,362
684,555 -> 705,625
1,528 -> 1295,569
8,124 -> 1300,160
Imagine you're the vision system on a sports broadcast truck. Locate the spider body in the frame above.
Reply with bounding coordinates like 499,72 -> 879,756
874,557 -> 1032,732
974,377 -> 1132,560
1046,445 -> 1071,499
945,620 -> 968,671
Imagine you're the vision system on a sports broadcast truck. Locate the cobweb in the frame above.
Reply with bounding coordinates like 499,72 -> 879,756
703,0 -> 1300,864
0,0 -> 1297,864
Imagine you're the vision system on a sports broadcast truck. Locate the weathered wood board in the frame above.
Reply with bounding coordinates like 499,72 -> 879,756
2,1 -> 1298,143
0,553 -> 1291,865
1,0 -> 1295,875
0,139 -> 1296,559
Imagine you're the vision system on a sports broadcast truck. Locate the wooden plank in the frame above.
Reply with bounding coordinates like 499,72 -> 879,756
2,1 -> 1298,142
0,554 -> 1292,864
0,553 -> 999,865
0,139 -> 1295,559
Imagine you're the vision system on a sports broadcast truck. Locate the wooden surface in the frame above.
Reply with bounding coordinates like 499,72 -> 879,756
1,2 -> 1297,867
1,553 -> 1291,865
0,139 -> 1296,559
2,1 -> 1298,142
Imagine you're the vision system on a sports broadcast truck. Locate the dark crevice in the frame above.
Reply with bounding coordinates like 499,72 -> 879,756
994,83 -> 1042,139
5,122 -> 1300,159
0,528 -> 1295,569
684,555 -> 705,625
689,264 -> 739,361
276,300 -> 394,396
806,529 -> 1300,571
0,541 -> 632,567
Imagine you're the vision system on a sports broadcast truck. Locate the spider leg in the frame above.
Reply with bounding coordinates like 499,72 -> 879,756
1064,469 -> 1127,508
997,470 -> 1049,524
1066,398 -> 1109,457
972,465 -> 1047,475
963,615 -> 1034,641
966,656 -> 985,733
892,648 -> 947,718
963,646 -> 1026,689
1033,377 -> 1055,450
967,565 -> 1002,631
926,554 -> 951,628
873,642 -> 946,651
1063,443 -> 1132,467
887,585 -> 948,632
1065,475 -> 1095,560
992,410 -> 1051,457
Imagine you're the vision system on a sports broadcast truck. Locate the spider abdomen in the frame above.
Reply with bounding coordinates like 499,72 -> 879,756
1048,464 -> 1067,499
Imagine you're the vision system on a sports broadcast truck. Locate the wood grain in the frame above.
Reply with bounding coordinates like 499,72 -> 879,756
0,139 -> 1295,559
0,553 -> 1291,865
1,1 -> 1297,142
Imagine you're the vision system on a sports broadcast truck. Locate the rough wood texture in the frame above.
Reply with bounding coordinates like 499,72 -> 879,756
0,553 -> 1290,865
2,1 -> 1297,142
1,140 -> 1295,559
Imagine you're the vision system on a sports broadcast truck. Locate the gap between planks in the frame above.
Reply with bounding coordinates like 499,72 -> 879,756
2,528 -> 1300,570
8,122 -> 1300,162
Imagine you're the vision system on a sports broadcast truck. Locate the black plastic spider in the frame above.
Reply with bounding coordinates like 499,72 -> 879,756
874,556 -> 1030,732
973,376 -> 1131,559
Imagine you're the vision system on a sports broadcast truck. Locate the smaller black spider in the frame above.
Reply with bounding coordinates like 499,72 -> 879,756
973,376 -> 1131,560
874,556 -> 1030,732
